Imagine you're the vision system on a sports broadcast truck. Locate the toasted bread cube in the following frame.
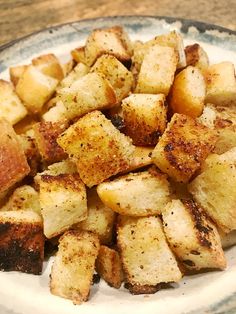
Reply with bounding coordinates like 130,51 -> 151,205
58,73 -> 117,120
9,65 -> 28,86
0,80 -> 27,125
91,55 -> 133,102
50,230 -> 100,304
97,168 -> 170,216
117,215 -> 182,293
57,111 -> 135,187
0,119 -> 30,193
122,93 -> 167,145
205,62 -> 236,106
185,43 -> 209,72
32,53 -> 64,81
16,65 -> 58,114
57,63 -> 89,90
96,245 -> 123,288
152,113 -> 218,183
189,148 -> 236,233
42,100 -> 68,124
1,185 -> 41,215
219,229 -> 236,249
38,173 -> 87,238
0,210 -> 44,274
85,26 -> 132,66
76,188 -> 115,244
135,45 -> 178,95
33,121 -> 68,164
163,199 -> 226,271
42,159 -> 77,176
71,46 -> 87,64
169,66 -> 206,118
121,146 -> 153,174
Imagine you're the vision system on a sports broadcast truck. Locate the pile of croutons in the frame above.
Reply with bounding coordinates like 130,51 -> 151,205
0,25 -> 236,305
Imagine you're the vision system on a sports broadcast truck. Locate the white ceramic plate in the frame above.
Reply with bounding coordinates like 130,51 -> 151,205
0,16 -> 236,314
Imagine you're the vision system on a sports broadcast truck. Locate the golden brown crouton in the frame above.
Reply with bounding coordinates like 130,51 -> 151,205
96,245 -> 123,288
152,113 -> 218,183
117,215 -> 182,293
71,46 -> 87,65
97,168 -> 170,216
122,93 -> 167,145
0,118 -> 30,194
42,100 -> 68,124
50,230 -> 100,304
57,111 -> 135,187
0,210 -> 44,274
57,63 -> 89,90
9,65 -> 28,86
32,53 -> 64,81
184,43 -> 209,72
163,199 -> 226,271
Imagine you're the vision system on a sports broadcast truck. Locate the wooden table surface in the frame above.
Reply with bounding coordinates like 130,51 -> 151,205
0,0 -> 236,46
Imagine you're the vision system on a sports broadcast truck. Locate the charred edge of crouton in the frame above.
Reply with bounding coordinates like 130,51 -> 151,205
40,173 -> 83,192
124,282 -> 169,295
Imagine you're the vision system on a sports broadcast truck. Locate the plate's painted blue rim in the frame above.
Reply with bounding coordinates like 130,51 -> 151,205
0,15 -> 236,53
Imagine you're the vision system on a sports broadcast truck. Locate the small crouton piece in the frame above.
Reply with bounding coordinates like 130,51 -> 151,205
122,93 -> 167,145
16,65 -> 58,114
169,66 -> 206,118
85,26 -> 132,66
9,65 -> 28,86
1,185 -> 40,215
57,63 -> 89,90
97,168 -> 170,216
42,100 -> 68,124
163,199 -> 226,271
91,54 -> 133,102
50,230 -> 100,304
38,173 -> 87,238
33,121 -> 68,164
135,45 -> 178,95
117,215 -> 182,293
188,148 -> 236,233
0,80 -> 27,125
32,53 -> 64,81
71,46 -> 87,65
96,245 -> 123,288
205,62 -> 236,106
0,119 -> 30,193
121,146 -> 153,174
57,111 -> 135,187
76,188 -> 115,244
58,72 -> 117,120
0,210 -> 44,274
185,43 -> 209,72
152,113 -> 218,183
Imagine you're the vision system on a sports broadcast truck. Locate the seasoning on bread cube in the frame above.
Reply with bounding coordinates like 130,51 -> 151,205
0,80 -> 27,125
163,199 -> 226,271
184,43 -> 209,72
96,245 -> 123,289
97,168 -> 170,216
117,215 -> 182,294
189,148 -> 236,233
169,66 -> 206,118
58,73 -> 117,120
38,173 -> 87,238
0,210 -> 44,274
152,113 -> 218,183
135,45 -> 178,95
32,53 -> 64,81
57,110 -> 135,187
205,62 -> 236,106
0,118 -> 30,194
122,93 -> 167,145
16,65 -> 58,114
50,230 -> 100,304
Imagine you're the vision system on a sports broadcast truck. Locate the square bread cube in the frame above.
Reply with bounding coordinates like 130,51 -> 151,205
16,65 -> 58,114
188,148 -> 236,233
57,110 -> 135,187
117,215 -> 182,293
135,45 -> 178,95
0,210 -> 44,274
205,62 -> 236,106
91,54 -> 133,102
0,119 -> 30,193
122,93 -> 167,145
96,245 -> 123,288
50,230 -> 100,304
185,43 -> 209,72
57,63 -> 89,90
97,168 -> 170,216
71,46 -> 87,64
0,80 -> 27,125
42,100 -> 68,124
152,113 -> 218,183
163,199 -> 226,271
9,65 -> 28,86
32,53 -> 64,81
58,72 -> 117,120
38,173 -> 87,238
